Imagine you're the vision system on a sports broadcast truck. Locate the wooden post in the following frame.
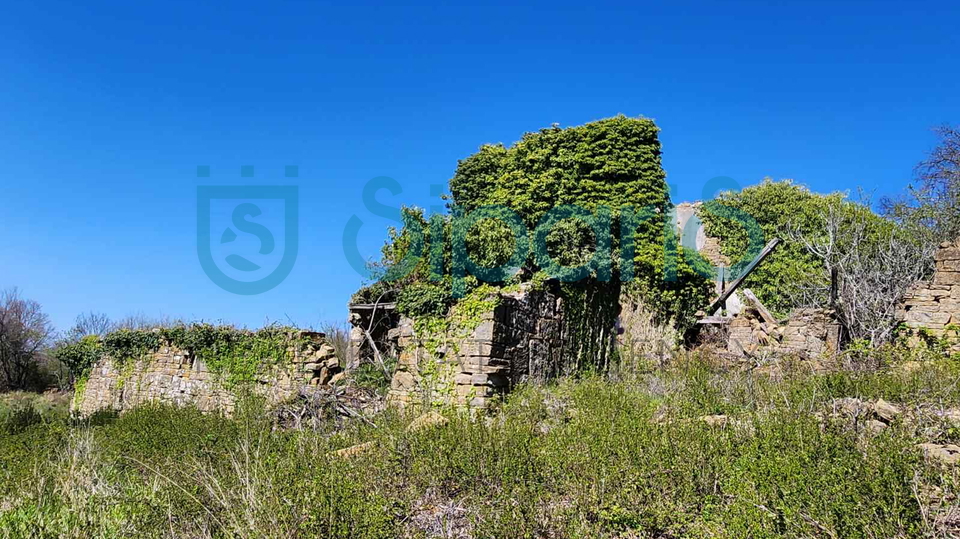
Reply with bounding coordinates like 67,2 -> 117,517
829,267 -> 838,309
716,265 -> 726,314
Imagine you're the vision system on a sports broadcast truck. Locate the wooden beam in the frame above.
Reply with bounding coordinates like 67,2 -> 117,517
705,238 -> 781,315
348,302 -> 397,311
696,316 -> 732,325
742,288 -> 777,325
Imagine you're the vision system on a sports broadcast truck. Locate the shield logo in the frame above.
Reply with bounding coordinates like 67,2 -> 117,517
197,185 -> 299,295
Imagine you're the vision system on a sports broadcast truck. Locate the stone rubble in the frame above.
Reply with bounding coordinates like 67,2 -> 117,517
727,307 -> 842,358
407,410 -> 450,432
918,443 -> 960,465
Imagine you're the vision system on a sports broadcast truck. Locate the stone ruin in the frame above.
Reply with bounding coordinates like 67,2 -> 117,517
74,332 -> 343,416
676,203 -> 845,358
897,240 -> 960,351
354,284 -> 565,408
346,205 -> 857,408
75,234 -> 960,416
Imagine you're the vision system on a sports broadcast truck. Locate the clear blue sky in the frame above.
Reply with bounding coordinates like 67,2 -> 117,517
1,0 -> 957,332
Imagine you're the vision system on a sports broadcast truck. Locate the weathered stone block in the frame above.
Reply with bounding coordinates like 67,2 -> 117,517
457,340 -> 506,359
938,259 -> 960,272
936,246 -> 960,261
392,370 -> 416,390
905,311 -> 952,325
457,362 -> 509,375
938,299 -> 960,313
904,303 -> 942,313
903,300 -> 940,310
935,272 -> 960,286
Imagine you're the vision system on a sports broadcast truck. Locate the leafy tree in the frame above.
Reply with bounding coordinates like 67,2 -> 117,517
700,179 -> 868,316
699,178 -> 922,344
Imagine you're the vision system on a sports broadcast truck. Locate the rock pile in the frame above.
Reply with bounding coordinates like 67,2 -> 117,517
727,307 -> 841,358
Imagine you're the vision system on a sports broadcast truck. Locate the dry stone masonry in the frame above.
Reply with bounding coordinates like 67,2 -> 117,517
727,308 -> 842,357
387,285 -> 564,408
898,240 -> 960,351
74,332 -> 342,416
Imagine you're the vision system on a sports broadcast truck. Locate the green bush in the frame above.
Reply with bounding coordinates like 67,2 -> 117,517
396,281 -> 452,318
52,334 -> 104,380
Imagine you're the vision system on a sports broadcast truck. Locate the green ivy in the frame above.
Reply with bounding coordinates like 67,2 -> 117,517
410,285 -> 501,406
103,329 -> 162,367
397,282 -> 453,319
158,324 -> 302,387
55,324 -> 307,392
363,116 -> 712,372
53,335 -> 104,380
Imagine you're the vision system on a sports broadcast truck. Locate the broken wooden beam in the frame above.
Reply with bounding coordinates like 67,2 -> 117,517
705,238 -> 781,315
742,288 -> 777,325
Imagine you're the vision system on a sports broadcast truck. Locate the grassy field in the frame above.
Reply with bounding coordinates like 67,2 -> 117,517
3,354 -> 960,538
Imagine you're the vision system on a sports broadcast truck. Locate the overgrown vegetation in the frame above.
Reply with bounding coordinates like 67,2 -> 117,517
5,351 -> 960,538
53,324 -> 306,389
700,180 -> 883,316
354,116 -> 712,372
699,178 -> 937,346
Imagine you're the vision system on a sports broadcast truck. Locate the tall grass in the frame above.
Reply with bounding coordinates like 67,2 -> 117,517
2,356 -> 960,537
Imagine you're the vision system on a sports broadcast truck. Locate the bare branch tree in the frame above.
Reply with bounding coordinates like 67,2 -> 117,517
114,312 -> 177,330
788,199 -> 935,346
0,288 -> 55,390
882,125 -> 960,243
68,311 -> 113,340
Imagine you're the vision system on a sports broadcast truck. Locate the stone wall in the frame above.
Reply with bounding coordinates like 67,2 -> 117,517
897,240 -> 960,350
727,308 -> 842,357
387,285 -> 565,408
74,333 -> 342,416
